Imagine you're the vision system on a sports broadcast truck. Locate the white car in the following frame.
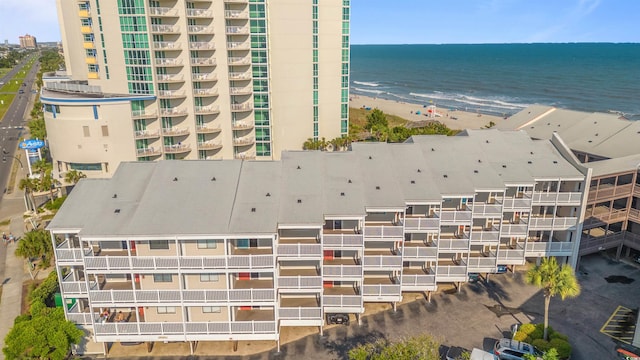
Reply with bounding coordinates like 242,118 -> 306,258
494,338 -> 539,360
471,348 -> 498,360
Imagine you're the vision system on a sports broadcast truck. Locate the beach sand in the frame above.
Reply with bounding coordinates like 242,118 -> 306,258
350,95 -> 504,130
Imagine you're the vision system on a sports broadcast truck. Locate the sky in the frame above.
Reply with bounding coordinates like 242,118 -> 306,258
0,0 -> 637,44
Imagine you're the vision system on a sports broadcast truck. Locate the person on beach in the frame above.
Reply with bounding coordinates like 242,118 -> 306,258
9,233 -> 15,244
2,232 -> 6,245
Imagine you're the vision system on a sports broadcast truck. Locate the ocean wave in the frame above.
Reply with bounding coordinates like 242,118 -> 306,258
410,92 -> 527,110
353,87 -> 385,95
353,81 -> 380,87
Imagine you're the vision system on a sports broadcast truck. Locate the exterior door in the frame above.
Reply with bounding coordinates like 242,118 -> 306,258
237,239 -> 249,248
323,250 -> 334,260
239,272 -> 250,280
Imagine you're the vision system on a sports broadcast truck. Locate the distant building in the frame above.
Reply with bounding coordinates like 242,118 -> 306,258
19,34 -> 37,49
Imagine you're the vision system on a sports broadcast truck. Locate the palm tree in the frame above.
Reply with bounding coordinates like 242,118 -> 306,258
39,169 -> 60,204
64,169 -> 86,185
15,229 -> 54,268
525,257 -> 581,340
18,176 -> 39,213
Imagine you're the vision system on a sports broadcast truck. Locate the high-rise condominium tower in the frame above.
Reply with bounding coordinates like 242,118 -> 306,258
46,0 -> 350,177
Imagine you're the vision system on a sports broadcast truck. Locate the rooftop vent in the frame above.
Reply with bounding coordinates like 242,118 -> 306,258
340,192 -> 345,196
114,209 -> 120,214
478,159 -> 482,163
595,133 -> 599,136
173,177 -> 178,181
297,199 -> 302,204
531,126 -> 535,129
251,207 -> 256,212
375,186 -> 380,190
348,179 -> 352,183
502,164 -> 507,168
297,165 -> 301,170
594,121 -> 598,124
588,140 -> 593,143
417,169 -> 421,173
553,160 -> 558,164
528,161 -> 532,164
368,156 -> 372,160
410,180 -> 415,184
211,176 -> 216,181
431,148 -> 435,151
443,174 -> 448,178
530,152 -> 534,155
112,194 -> 117,199
547,123 -> 551,125
266,192 -> 271,197
486,140 -> 490,143
473,170 -> 478,174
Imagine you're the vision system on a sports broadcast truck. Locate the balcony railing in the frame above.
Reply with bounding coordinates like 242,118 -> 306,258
224,10 -> 249,19
437,239 -> 469,251
61,280 -> 98,294
362,284 -> 402,296
363,225 -> 404,239
497,248 -> 525,262
437,210 -> 472,224
401,274 -> 436,287
131,110 -> 158,119
162,127 -> 189,136
231,103 -> 254,112
193,88 -> 218,96
401,246 -> 437,259
134,129 -> 160,139
404,217 -> 439,231
588,183 -> 633,202
158,90 -> 185,98
232,121 -> 254,130
229,71 -> 252,80
323,264 -> 362,277
466,256 -> 498,271
235,151 -> 256,160
469,229 -> 500,243
579,233 -> 625,255
322,295 -> 362,307
188,25 -> 214,34
191,73 -> 217,81
233,136 -> 255,146
226,26 -> 249,34
502,197 -> 532,210
159,107 -> 187,116
528,217 -> 578,230
323,233 -> 363,247
277,276 -> 322,289
191,57 -> 216,66
155,58 -> 183,66
230,86 -> 253,95
151,24 -> 177,33
362,255 -> 402,268
94,321 -> 277,338
525,242 -> 574,255
472,203 -> 503,217
149,7 -> 178,16
196,124 -> 221,134
228,57 -> 251,66
84,255 -> 275,271
136,148 -> 162,157
156,74 -> 184,82
501,222 -> 528,236
435,264 -> 468,281
197,141 -> 222,150
278,307 -> 322,320
89,288 -> 275,305
55,243 -> 89,263
195,105 -> 220,114
67,312 -> 95,325
189,41 -> 215,50
186,8 -> 212,17
227,41 -> 251,50
164,144 -> 191,154
276,244 -> 322,257
153,41 -> 181,50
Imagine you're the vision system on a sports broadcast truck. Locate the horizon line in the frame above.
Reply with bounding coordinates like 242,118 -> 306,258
350,41 -> 640,46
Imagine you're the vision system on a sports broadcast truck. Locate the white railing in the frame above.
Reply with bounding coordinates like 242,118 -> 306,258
195,105 -> 219,113
161,127 -> 189,136
193,88 -> 218,96
151,24 -> 177,33
404,217 -> 439,231
233,136 -> 255,146
90,288 -> 275,305
131,109 -> 157,118
323,264 -> 362,277
189,41 -> 215,50
525,242 -> 574,254
55,247 -> 86,262
149,7 -> 178,16
277,276 -> 322,289
232,121 -> 254,130
501,223 -> 528,236
190,57 -> 216,65
322,295 -> 362,307
67,312 -> 95,325
437,239 -> 469,251
362,255 -> 402,268
401,274 -> 436,286
323,233 -> 363,247
401,246 -> 437,258
279,307 -> 322,320
226,26 -> 249,34
438,210 -> 472,223
469,230 -> 500,243
160,107 -> 187,116
557,192 -> 582,204
528,217 -> 554,229
231,103 -> 254,111
134,129 -> 160,138
136,147 -> 161,156
44,81 -> 101,94
230,86 -> 253,94
191,73 -> 217,81
235,151 -> 255,160
197,141 -> 222,150
553,217 -> 578,229
196,124 -> 221,132
502,197 -> 532,209
362,284 -> 401,296
472,204 -> 503,217
363,225 -> 404,238
156,74 -> 184,82
84,255 -> 274,271
155,58 -> 182,66
227,41 -> 250,49
228,57 -> 251,65
188,25 -> 213,33
497,249 -> 525,261
94,321 -> 277,337
466,256 -> 497,269
158,90 -> 185,97
229,71 -> 252,80
186,9 -> 212,17
225,10 -> 249,18
276,243 -> 322,257
153,41 -> 181,50
435,265 -> 467,280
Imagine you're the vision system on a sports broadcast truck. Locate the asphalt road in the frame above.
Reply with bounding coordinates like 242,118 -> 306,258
0,55 -> 39,199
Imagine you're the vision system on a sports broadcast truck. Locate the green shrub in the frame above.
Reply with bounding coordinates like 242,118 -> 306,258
513,331 -> 528,342
549,331 -> 569,342
28,271 -> 59,307
44,195 -> 67,210
549,339 -> 572,359
532,339 -> 551,352
519,323 -> 536,335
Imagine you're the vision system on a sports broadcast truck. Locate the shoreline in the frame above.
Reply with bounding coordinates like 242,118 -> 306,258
349,94 -> 505,130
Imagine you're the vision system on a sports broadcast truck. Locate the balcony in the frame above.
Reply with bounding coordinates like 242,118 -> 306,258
152,41 -> 181,50
90,287 -> 275,306
161,126 -> 189,136
83,41 -> 95,49
158,90 -> 186,99
189,41 -> 215,50
276,242 -> 322,258
362,283 -> 402,301
159,107 -> 188,116
502,196 -> 532,210
188,25 -> 214,34
155,58 -> 183,67
55,241 -> 90,264
78,9 -> 91,17
323,232 -> 363,248
164,144 -> 191,154
133,129 -> 161,140
231,103 -> 254,112
187,8 -> 213,17
80,25 -> 93,34
193,88 -> 218,97
190,57 -> 216,66
362,254 -> 402,269
85,56 -> 97,64
501,221 -> 528,236
469,227 -> 500,244
225,10 -> 249,19
588,183 -> 633,203
528,216 -> 578,231
232,121 -> 254,130
197,141 -> 222,150
156,74 -> 184,83
88,71 -> 99,79
404,216 -> 439,232
191,73 -> 217,81
438,209 -> 473,224
525,241 -> 574,257
94,321 -> 278,342
323,287 -> 363,312
497,247 -> 526,265
151,24 -> 178,33
226,26 -> 249,35
435,263 -> 468,282
233,136 -> 255,146
230,86 -> 253,95
401,245 -> 437,259
148,7 -> 179,17
466,254 -> 498,273
228,57 -> 251,66
66,307 -> 94,326
196,124 -> 221,134
234,151 -> 255,160
195,105 -> 220,115
227,41 -> 251,50
131,110 -> 157,119
278,306 -> 323,326
323,262 -> 362,280
229,71 -> 252,80
277,275 -> 322,291
532,191 -> 582,205
363,224 -> 404,239
84,254 -> 274,272
579,233 -> 625,256
437,238 -> 469,252
401,269 -> 437,291
472,203 -> 503,217
136,147 -> 162,157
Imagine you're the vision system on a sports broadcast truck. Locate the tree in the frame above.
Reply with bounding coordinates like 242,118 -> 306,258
525,257 -> 581,340
38,169 -> 60,204
348,334 -> 440,360
18,176 -> 39,213
524,348 -> 559,360
63,169 -> 86,185
302,137 -> 327,150
15,229 -> 54,268
364,109 -> 388,130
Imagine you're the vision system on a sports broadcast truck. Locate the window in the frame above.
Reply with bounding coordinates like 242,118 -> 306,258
82,126 -> 90,137
202,306 -> 221,313
157,306 -> 176,314
101,125 -> 109,137
200,274 -> 219,282
153,274 -> 173,282
69,163 -> 102,171
149,240 -> 169,249
197,240 -> 217,249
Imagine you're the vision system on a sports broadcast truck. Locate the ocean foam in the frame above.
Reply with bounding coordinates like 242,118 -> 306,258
353,87 -> 385,95
353,81 -> 380,87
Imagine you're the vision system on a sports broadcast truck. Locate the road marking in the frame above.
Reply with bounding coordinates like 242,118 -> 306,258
600,305 -> 638,345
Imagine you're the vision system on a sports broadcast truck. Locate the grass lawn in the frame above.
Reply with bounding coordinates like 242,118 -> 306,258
349,107 -> 409,129
0,93 -> 16,121
0,78 -> 22,93
0,68 -> 11,78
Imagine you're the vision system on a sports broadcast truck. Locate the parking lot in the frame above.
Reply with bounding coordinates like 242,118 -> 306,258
97,254 -> 640,360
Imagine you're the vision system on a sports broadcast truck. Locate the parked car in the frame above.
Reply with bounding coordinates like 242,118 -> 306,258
471,348 -> 498,360
494,338 -> 539,360
446,346 -> 468,360
326,313 -> 349,325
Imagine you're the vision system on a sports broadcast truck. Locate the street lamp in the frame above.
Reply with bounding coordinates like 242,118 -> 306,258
2,155 -> 24,169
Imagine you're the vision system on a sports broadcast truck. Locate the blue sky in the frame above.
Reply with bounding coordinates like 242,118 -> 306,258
0,0 -> 637,44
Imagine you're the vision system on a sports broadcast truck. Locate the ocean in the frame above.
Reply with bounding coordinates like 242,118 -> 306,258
350,43 -> 640,119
